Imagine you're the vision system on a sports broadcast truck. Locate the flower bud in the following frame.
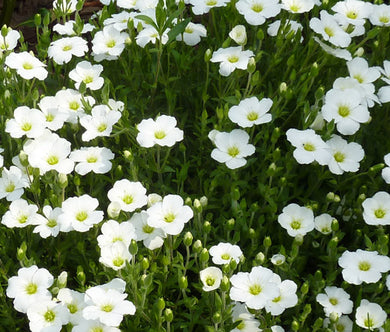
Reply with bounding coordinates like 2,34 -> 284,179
164,308 -> 173,322
185,197 -> 192,206
34,14 -> 42,27
254,252 -> 265,265
247,57 -> 256,74
193,240 -> 202,254
57,271 -> 68,289
204,49 -> 212,62
156,297 -> 165,311
193,199 -> 202,212
212,312 -> 222,324
142,257 -> 150,271
19,151 -> 29,167
200,196 -> 208,207
1,25 -> 9,38
76,266 -> 86,285
58,173 -> 68,188
279,82 -> 287,93
354,47 -> 364,57
148,193 -> 162,207
227,218 -> 235,230
123,150 -> 133,161
331,218 -> 339,232
229,25 -> 247,46
183,232 -> 193,247
179,276 -> 188,289
107,201 -> 121,219
263,236 -> 272,248
203,221 -> 211,234
220,275 -> 230,292
129,239 -> 138,256
249,228 -> 256,239
200,248 -> 209,263
294,234 -> 304,246
300,281 -> 309,296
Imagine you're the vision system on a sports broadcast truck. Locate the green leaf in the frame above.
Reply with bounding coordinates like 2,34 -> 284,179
167,18 -> 191,44
135,15 -> 158,31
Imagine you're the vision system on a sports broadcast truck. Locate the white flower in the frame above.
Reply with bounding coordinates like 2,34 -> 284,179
199,267 -> 223,291
231,302 -> 261,332
382,153 -> 390,183
24,130 -> 74,175
104,11 -> 133,32
265,277 -> 298,315
53,0 -> 78,14
228,96 -> 272,128
323,315 -> 353,332
309,10 -> 351,48
70,146 -> 115,175
136,26 -> 169,48
98,219 -> 136,248
92,26 -> 129,62
69,61 -> 104,90
355,299 -> 387,330
57,288 -> 86,326
267,20 -> 303,40
210,46 -> 254,77
38,96 -> 68,131
146,194 -> 193,235
72,320 -> 120,332
48,36 -> 88,65
1,199 -> 45,228
80,105 -> 121,142
5,51 -> 48,80
176,22 -> 207,46
236,0 -> 281,26
209,242 -> 243,265
278,203 -> 314,237
325,135 -> 364,175
313,37 -> 352,61
136,115 -> 184,148
27,299 -> 69,332
281,0 -> 320,14
321,89 -> 370,135
362,191 -> 390,226
33,205 -> 63,238
314,213 -> 334,235
286,128 -> 331,165
130,211 -> 166,250
107,179 -> 148,212
6,265 -> 53,313
0,27 -> 20,52
270,254 -> 286,266
210,129 -> 255,169
229,25 -> 247,45
369,4 -> 390,26
83,286 -> 136,326
190,0 -> 230,15
230,266 -> 280,310
6,106 -> 46,139
316,286 -> 353,317
58,194 -> 104,232
332,0 -> 372,26
347,57 -> 381,85
99,242 -> 132,270
0,166 -> 29,201
338,249 -> 390,285
53,20 -> 94,36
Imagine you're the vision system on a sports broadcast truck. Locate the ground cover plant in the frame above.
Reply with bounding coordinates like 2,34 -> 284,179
1,0 -> 390,331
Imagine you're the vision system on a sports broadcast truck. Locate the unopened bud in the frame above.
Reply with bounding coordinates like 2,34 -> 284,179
142,257 -> 150,270
279,82 -> 287,93
193,240 -> 202,254
107,201 -> 121,219
200,248 -> 209,263
220,275 -> 230,292
354,47 -> 364,57
200,196 -> 208,207
204,49 -> 212,62
148,193 -> 162,207
164,308 -> 173,322
247,57 -> 256,74
229,25 -> 247,46
193,199 -> 202,212
179,276 -> 188,289
263,236 -> 272,248
58,173 -> 68,188
129,239 -> 138,256
227,218 -> 235,230
156,297 -> 165,311
58,271 -> 68,288
183,232 -> 193,247
203,221 -> 211,234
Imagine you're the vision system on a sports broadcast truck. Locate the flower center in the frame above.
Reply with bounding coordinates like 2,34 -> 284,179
237,321 -> 246,330
47,219 -> 57,228
338,105 -> 350,117
353,74 -> 364,83
221,253 -> 231,260
336,323 -> 345,332
25,282 -> 37,294
47,155 -> 59,165
106,40 -> 116,48
228,55 -> 239,63
18,215 -> 28,224
206,0 -> 217,5
324,27 -> 334,37
63,45 -> 72,51
303,143 -> 315,151
69,101 -> 80,110
87,156 -> 98,163
46,113 -> 54,122
358,261 -> 371,271
346,11 -> 358,19
374,208 -> 386,219
23,62 -> 33,70
290,220 -> 301,230
164,213 -> 176,223
98,123 -> 107,132
76,211 -> 88,222
83,76 -> 93,84
272,296 -> 281,303
249,284 -> 262,295
247,111 -> 259,121
112,236 -> 123,243
5,183 -> 15,192
185,27 -> 193,34
333,152 -> 345,163
321,227 -> 330,233
206,276 -> 215,286
380,16 -> 390,24
44,310 -> 56,322
91,328 -> 104,332
290,4 -> 301,12
251,4 -> 263,13
154,130 -> 166,139
364,316 -> 374,328
21,122 -> 32,131
67,303 -> 78,314
143,225 -> 154,233
101,304 -> 113,312
228,146 -> 240,157
329,297 -> 338,305
113,257 -> 124,267
122,195 -> 133,204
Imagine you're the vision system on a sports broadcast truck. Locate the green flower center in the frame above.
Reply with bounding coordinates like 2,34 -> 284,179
101,304 -> 113,312
336,323 -> 345,332
364,316 -> 374,328
106,40 -> 116,48
67,303 -> 78,314
380,16 -> 390,24
247,111 -> 259,121
206,0 -> 217,5
113,257 -> 124,267
87,156 -> 98,163
98,123 -> 107,132
251,4 -> 263,13
375,208 -> 386,219
47,155 -> 59,165
303,143 -> 315,151
249,284 -> 262,295
329,297 -> 338,305
46,219 -> 57,228
353,74 -> 364,83
334,152 -> 345,163
63,45 -> 72,51
358,261 -> 371,271
46,113 -> 54,122
18,215 -> 28,224
290,4 -> 300,12
5,183 -> 15,192
324,27 -> 334,37
69,101 -> 80,110
237,320 -> 246,330
338,105 -> 350,117
154,130 -> 166,139
23,62 -> 33,70
228,146 -> 240,157
221,253 -> 230,260
290,220 -> 301,230
112,236 -> 123,243
228,55 -> 239,63
76,211 -> 88,222
91,328 -> 104,332
272,296 -> 281,303
25,282 -> 37,295
143,225 -> 154,234
206,276 -> 215,286
185,27 -> 193,34
21,122 -> 32,131
347,11 -> 358,19
164,213 -> 176,223
83,76 -> 93,84
122,195 -> 133,204
44,310 -> 56,322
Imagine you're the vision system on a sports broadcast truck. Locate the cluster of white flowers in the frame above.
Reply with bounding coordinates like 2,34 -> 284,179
6,266 -> 135,331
